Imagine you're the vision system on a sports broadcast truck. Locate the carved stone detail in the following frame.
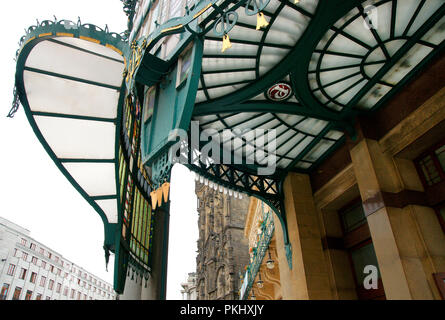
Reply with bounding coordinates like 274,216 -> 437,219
195,182 -> 250,300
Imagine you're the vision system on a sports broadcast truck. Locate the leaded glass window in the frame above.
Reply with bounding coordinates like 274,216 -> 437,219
416,140 -> 445,187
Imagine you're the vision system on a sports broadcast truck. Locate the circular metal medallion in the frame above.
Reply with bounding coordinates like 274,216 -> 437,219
266,82 -> 293,102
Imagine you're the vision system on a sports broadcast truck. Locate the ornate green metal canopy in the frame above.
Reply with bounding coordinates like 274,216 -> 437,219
11,0 -> 445,295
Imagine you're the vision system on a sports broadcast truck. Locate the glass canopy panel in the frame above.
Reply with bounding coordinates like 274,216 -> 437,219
302,139 -> 335,162
203,39 -> 258,56
96,199 -> 118,224
63,163 -> 116,197
356,84 -> 392,110
197,0 -> 319,103
382,44 -> 433,85
34,116 -> 115,159
308,0 -> 444,113
46,37 -> 124,61
202,57 -> 256,72
18,32 -> 125,226
24,71 -> 119,119
421,15 -> 445,45
203,70 -> 256,88
25,40 -> 124,88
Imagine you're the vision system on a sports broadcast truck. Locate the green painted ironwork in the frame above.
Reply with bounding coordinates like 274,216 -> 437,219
11,0 -> 445,298
13,18 -> 128,241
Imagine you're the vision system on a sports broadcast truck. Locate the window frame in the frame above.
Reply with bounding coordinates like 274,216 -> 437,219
19,268 -> 27,280
7,264 -> 16,276
435,203 -> 445,234
414,138 -> 445,188
176,42 -> 194,89
30,272 -> 37,284
25,290 -> 33,300
12,287 -> 22,300
0,283 -> 10,300
338,198 -> 386,300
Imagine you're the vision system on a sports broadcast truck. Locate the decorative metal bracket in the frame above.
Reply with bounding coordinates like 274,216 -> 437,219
213,9 -> 239,37
7,86 -> 21,118
185,143 -> 293,270
245,0 -> 271,15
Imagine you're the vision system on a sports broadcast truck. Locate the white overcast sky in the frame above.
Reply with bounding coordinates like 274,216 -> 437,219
0,0 -> 198,300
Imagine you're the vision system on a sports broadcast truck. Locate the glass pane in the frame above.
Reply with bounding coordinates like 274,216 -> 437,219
435,144 -> 445,172
440,207 -> 445,222
143,86 -> 156,123
419,155 -> 441,186
341,203 -> 366,232
34,116 -> 116,159
179,48 -> 193,86
25,71 -> 119,119
96,199 -> 118,224
26,40 -> 124,87
63,163 -> 116,196
351,243 -> 381,285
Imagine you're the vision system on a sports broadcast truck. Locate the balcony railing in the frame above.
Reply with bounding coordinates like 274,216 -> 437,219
239,204 -> 275,300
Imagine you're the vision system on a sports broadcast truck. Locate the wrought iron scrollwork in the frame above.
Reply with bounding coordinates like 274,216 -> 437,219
213,9 -> 239,37
245,0 -> 271,15
7,86 -> 20,118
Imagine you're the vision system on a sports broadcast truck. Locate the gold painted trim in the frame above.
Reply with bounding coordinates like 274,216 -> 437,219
194,3 -> 212,19
38,33 -> 52,38
106,44 -> 123,56
56,32 -> 74,37
161,24 -> 183,33
25,36 -> 36,45
79,36 -> 101,44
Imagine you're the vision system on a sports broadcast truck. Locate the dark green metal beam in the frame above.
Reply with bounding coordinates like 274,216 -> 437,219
194,101 -> 342,122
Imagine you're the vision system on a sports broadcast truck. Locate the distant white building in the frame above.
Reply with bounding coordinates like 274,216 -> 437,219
0,217 -> 116,300
180,273 -> 197,300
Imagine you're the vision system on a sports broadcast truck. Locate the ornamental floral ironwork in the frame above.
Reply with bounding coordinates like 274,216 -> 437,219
239,202 -> 275,300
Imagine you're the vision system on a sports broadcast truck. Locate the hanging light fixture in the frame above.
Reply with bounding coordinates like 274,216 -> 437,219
221,34 -> 232,53
256,12 -> 269,30
257,273 -> 264,289
266,249 -> 275,269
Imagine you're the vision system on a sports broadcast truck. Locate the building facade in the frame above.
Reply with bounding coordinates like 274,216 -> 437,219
0,217 -> 116,300
195,182 -> 250,300
240,198 -> 282,300
180,272 -> 197,300
10,0 -> 445,299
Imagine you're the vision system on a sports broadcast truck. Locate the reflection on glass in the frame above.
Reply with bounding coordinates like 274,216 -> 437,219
144,86 -> 156,123
178,47 -> 192,87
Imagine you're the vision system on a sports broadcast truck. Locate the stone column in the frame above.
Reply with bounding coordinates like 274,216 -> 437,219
120,274 -> 142,300
275,173 -> 332,299
349,138 -> 445,299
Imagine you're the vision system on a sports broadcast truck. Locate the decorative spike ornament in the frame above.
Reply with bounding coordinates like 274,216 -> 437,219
156,188 -> 163,207
222,34 -> 232,53
162,182 -> 170,203
256,12 -> 269,30
150,190 -> 158,210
